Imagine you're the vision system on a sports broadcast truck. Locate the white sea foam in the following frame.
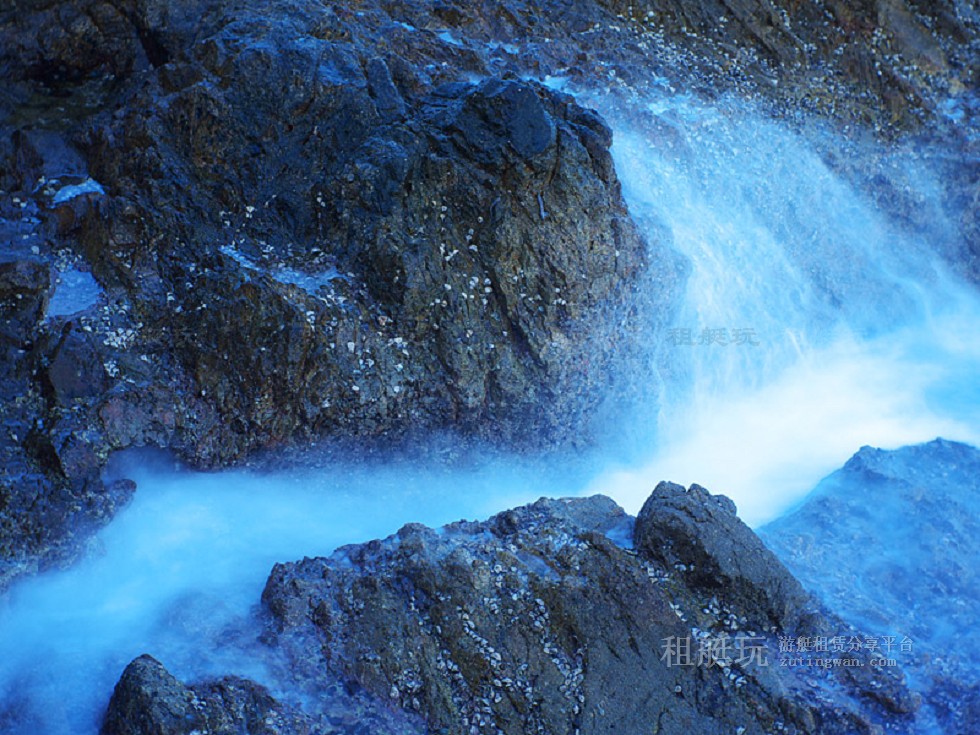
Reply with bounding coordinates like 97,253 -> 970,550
0,452 -> 580,733
586,92 -> 980,524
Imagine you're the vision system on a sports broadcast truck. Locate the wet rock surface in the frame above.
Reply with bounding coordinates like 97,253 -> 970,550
635,482 -> 812,632
104,484 -> 919,734
101,654 -> 317,735
1,0 -> 978,586
0,0 -> 977,678
761,439 -> 980,734
0,0 -> 673,586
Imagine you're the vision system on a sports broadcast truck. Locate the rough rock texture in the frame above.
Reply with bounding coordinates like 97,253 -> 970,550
0,0 -> 674,586
82,69 -> 649,456
235,484 -> 915,735
635,482 -> 812,633
2,0 -> 976,730
0,249 -> 137,581
101,654 -> 316,735
102,484 -> 922,734
5,0 -> 975,127
761,439 -> 980,734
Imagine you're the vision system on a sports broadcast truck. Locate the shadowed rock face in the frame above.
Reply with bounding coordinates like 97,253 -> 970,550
86,70 -> 649,457
4,0 -> 975,127
104,483 -> 918,734
635,482 -> 812,633
101,655 -> 317,735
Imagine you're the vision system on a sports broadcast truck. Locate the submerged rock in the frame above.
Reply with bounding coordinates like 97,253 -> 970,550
106,483 -> 916,735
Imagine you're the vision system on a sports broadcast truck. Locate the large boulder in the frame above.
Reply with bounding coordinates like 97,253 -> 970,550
635,482 -> 811,631
253,487 -> 916,734
0,0 -> 670,585
81,62 -> 651,458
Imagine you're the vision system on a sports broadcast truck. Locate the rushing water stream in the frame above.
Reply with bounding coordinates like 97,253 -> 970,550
2,91 -> 978,734
587,92 -> 980,522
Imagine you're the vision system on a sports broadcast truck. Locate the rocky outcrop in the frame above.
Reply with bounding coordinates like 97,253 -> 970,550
0,0 -> 670,586
4,0 -> 976,129
104,483 -> 919,734
635,482 -> 812,632
0,242 -> 138,582
3,0 -> 976,730
101,655 -> 317,735
761,439 -> 980,734
82,69 -> 650,457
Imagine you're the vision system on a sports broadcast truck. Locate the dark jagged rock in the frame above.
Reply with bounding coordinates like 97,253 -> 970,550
246,486 -> 916,735
82,65 -> 650,460
0,259 -> 50,344
0,0 -> 669,585
761,439 -> 980,734
102,655 -> 204,735
635,482 -> 811,633
2,0 -> 976,730
101,654 -> 316,735
4,0 -> 975,129
0,251 -> 136,582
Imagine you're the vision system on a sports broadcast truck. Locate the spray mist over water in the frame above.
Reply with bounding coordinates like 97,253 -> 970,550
587,92 -> 980,524
1,91 -> 978,733
0,451 -> 587,734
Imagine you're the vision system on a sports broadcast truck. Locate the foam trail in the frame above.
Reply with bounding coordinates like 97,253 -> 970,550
594,311 -> 980,524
